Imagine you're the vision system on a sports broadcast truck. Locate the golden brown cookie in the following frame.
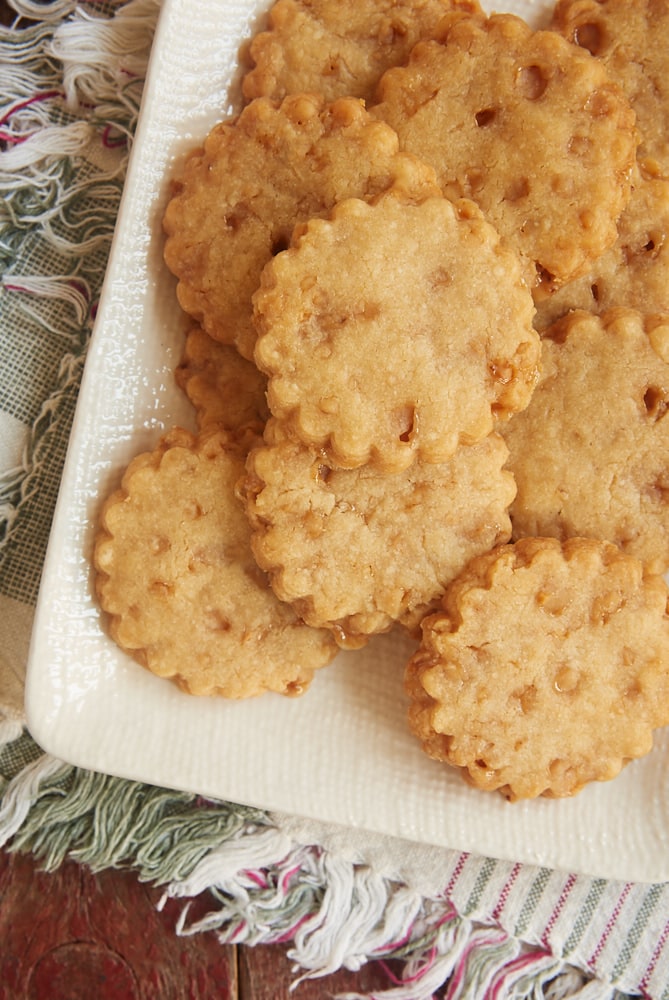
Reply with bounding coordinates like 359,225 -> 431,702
371,10 -> 637,292
242,0 -> 456,104
503,308 -> 669,573
552,0 -> 669,179
406,536 -> 669,800
534,172 -> 669,329
94,429 -> 338,698
242,419 -> 515,643
162,94 -> 440,360
253,190 -> 539,472
175,326 -> 269,437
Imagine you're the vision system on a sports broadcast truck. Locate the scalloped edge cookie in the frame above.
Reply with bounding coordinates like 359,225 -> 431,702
371,9 -> 637,291
406,536 -> 669,800
242,419 -> 515,643
94,428 -> 338,698
253,189 -> 539,471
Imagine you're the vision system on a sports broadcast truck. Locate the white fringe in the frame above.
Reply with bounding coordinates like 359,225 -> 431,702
0,121 -> 96,172
159,825 -> 294,907
1,275 -> 91,327
291,854 -> 422,977
159,826 -> 617,1000
50,0 -> 160,115
0,753 -> 66,850
9,0 -> 78,25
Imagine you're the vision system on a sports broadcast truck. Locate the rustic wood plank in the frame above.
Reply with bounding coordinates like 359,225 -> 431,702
0,850 -> 238,1000
0,849 -> 411,998
239,940 -> 396,999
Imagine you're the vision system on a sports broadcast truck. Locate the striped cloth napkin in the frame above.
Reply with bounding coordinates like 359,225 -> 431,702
1,1 -> 668,997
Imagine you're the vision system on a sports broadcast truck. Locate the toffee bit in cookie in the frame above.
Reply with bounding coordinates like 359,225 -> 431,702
371,9 -> 637,290
406,537 -> 669,800
552,0 -> 669,180
253,189 -> 539,472
534,172 -> 669,327
94,429 -> 338,698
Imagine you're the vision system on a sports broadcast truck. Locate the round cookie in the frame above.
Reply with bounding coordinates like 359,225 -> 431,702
406,536 -> 669,800
175,326 -> 269,437
534,172 -> 669,329
242,419 -> 515,643
94,429 -> 338,698
253,190 -> 539,472
552,0 -> 669,179
502,308 -> 669,573
242,0 -> 456,105
162,94 -> 441,360
371,10 -> 637,292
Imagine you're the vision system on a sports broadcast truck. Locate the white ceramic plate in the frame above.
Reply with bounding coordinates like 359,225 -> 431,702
25,0 -> 669,884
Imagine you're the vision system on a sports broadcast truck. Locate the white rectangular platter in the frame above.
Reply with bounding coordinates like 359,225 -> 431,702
25,0 -> 669,883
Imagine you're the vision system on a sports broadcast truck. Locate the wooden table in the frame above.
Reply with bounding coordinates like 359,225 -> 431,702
0,848 -> 398,998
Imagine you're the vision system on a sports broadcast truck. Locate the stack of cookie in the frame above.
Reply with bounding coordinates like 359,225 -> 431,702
95,0 -> 669,800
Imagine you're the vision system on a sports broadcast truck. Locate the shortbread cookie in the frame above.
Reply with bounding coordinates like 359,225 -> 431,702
552,0 -> 669,179
242,419 -> 515,643
175,326 -> 269,437
163,94 -> 440,360
253,191 -> 539,472
371,10 -> 636,292
503,309 -> 669,573
534,173 -> 669,329
242,0 -> 455,104
406,536 -> 669,800
94,429 -> 337,698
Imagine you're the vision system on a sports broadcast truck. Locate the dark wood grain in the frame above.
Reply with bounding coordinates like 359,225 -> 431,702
0,850 -> 237,1000
0,849 -> 404,998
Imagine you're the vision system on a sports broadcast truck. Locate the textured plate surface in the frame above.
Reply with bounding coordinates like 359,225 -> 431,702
25,0 -> 669,883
